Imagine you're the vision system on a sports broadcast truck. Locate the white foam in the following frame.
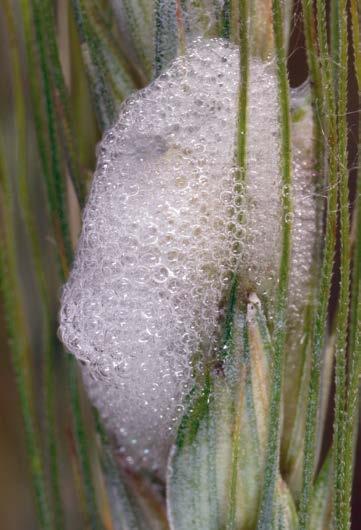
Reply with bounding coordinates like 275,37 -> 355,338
59,38 -> 316,475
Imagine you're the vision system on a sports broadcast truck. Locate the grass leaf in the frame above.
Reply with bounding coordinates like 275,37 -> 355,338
168,294 -> 297,530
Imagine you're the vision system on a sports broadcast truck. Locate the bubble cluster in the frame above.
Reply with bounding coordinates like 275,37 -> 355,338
59,39 -> 316,475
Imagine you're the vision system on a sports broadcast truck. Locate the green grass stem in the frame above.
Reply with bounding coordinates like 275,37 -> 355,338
226,3 -> 249,527
257,1 -> 292,526
333,1 -> 351,528
298,2 -> 339,528
342,3 -> 361,527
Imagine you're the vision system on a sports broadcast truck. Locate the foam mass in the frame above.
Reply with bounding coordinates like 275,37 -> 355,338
59,39 -> 316,475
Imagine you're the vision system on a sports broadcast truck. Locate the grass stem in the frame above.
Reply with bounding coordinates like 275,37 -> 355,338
257,1 -> 292,525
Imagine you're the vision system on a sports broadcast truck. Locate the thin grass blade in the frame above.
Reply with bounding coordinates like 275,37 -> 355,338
0,142 -> 52,530
154,0 -> 178,76
256,1 -> 293,525
71,0 -> 116,130
333,1 -> 351,527
343,1 -> 361,525
3,4 -> 65,527
298,1 -> 339,525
